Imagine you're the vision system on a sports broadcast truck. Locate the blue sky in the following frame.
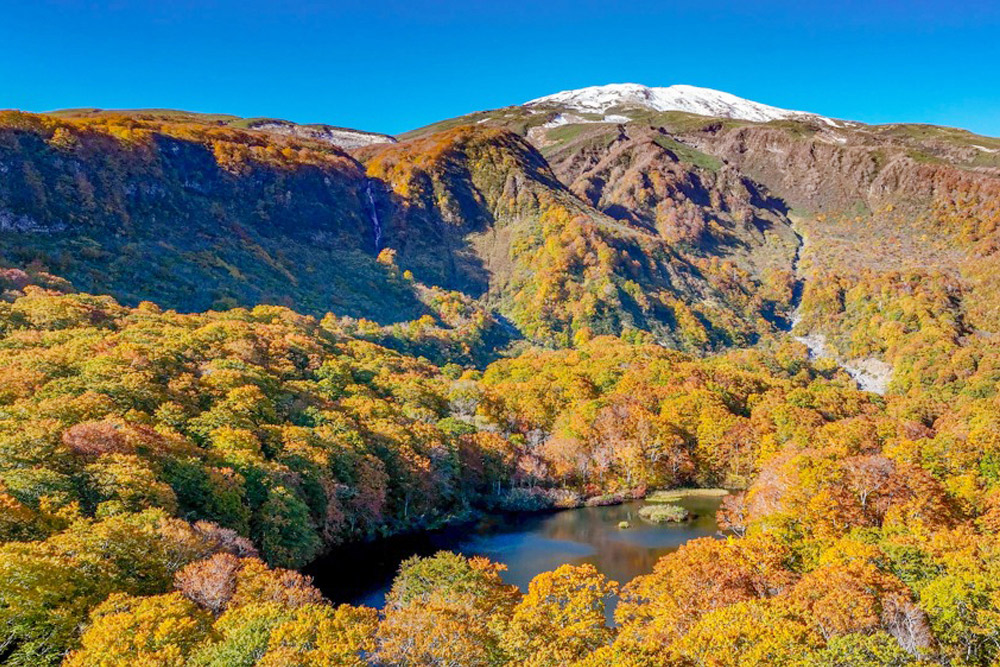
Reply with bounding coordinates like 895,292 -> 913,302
3,0 -> 1000,136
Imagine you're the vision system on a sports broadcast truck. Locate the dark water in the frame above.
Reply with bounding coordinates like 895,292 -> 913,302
306,493 -> 725,609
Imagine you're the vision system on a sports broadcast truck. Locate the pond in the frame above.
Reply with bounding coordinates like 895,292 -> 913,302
306,491 -> 727,610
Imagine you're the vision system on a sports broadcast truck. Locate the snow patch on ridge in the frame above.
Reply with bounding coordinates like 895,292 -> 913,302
248,120 -> 396,150
541,112 -> 639,129
527,83 -> 834,125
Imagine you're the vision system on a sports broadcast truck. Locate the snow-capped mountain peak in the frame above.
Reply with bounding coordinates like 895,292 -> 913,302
525,83 -> 830,125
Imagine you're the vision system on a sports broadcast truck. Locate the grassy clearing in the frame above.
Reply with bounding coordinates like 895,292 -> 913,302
645,488 -> 729,503
546,123 -> 589,144
653,136 -> 722,171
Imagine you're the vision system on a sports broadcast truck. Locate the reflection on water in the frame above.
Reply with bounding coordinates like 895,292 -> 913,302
307,493 -> 725,610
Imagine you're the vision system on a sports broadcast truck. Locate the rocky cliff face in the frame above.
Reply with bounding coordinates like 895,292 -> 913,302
541,124 -> 800,279
673,118 -> 1000,282
683,121 -> 1000,216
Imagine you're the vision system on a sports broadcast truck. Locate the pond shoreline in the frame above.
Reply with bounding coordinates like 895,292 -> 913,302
305,488 -> 729,609
309,486 -> 730,566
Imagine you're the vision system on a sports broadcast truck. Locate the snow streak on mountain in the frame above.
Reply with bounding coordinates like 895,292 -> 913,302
526,83 -> 834,124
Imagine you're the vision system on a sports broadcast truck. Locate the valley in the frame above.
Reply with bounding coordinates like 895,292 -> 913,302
1,82 -> 1000,665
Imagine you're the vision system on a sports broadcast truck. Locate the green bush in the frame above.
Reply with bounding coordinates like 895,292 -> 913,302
638,504 -> 689,524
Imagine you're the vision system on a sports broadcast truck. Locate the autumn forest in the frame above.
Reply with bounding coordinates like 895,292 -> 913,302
1,83 -> 1000,667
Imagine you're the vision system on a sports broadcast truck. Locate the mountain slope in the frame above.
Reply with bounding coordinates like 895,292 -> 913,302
539,123 -> 799,281
452,85 -> 1000,388
0,106 -> 805,352
669,115 -> 1000,348
359,124 -> 800,348
4,86 -> 1000,369
0,110 -> 417,321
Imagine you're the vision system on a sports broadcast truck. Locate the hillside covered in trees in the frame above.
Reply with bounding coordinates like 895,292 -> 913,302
1,91 -> 1000,666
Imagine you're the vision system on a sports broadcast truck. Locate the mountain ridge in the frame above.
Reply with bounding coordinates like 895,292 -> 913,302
44,107 -> 397,149
2,86 -> 999,365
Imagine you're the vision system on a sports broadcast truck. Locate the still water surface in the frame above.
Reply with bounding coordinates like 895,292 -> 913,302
308,493 -> 725,609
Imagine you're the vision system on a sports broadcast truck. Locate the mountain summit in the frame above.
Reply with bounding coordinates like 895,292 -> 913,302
525,83 -> 833,124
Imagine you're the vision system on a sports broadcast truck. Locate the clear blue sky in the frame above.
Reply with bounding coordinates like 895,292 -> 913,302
4,0 -> 1000,137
